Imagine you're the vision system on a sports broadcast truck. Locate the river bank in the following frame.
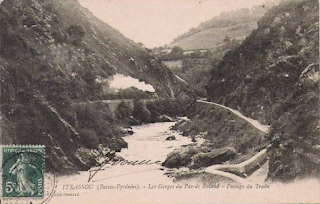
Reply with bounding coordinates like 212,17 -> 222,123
162,100 -> 269,173
46,121 -> 320,204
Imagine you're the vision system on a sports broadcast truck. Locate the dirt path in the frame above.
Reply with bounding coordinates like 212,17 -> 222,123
197,99 -> 270,133
204,147 -> 270,183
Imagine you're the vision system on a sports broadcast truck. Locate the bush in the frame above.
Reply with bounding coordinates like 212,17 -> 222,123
117,101 -> 132,120
170,46 -> 184,59
146,102 -> 160,121
67,24 -> 85,46
74,104 -> 125,149
77,128 -> 99,149
52,30 -> 67,44
16,117 -> 42,144
133,99 -> 151,123
147,98 -> 193,117
22,16 -> 38,27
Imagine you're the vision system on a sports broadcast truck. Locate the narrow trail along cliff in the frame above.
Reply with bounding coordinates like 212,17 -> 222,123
197,99 -> 270,133
197,99 -> 271,183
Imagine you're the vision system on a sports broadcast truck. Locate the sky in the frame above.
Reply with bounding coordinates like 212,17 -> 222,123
79,0 -> 268,48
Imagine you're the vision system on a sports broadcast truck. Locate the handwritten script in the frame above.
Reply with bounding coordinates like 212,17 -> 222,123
88,157 -> 162,182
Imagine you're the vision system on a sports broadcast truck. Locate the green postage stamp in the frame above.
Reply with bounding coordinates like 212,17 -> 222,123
2,145 -> 45,198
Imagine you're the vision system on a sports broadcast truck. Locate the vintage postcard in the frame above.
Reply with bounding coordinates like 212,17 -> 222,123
0,0 -> 319,203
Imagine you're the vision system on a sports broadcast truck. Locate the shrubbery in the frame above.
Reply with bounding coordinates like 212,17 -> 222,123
133,99 -> 151,123
117,101 -> 132,120
67,24 -> 86,46
146,98 -> 193,117
77,128 -> 99,149
73,104 -> 126,150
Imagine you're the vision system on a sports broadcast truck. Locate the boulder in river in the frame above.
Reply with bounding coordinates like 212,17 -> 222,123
158,115 -> 175,122
166,135 -> 176,141
190,148 -> 237,169
191,136 -> 197,142
122,127 -> 134,136
162,145 -> 237,169
162,146 -> 198,168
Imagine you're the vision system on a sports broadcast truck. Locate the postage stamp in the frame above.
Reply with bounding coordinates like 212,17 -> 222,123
2,145 -> 45,198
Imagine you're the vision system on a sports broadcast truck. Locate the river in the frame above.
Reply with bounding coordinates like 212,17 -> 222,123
48,122 -> 319,204
50,122 -> 205,203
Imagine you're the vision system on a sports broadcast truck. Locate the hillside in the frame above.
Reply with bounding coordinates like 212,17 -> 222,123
169,2 -> 278,50
206,0 -> 319,181
0,0 -> 187,173
155,2 -> 278,97
155,29 -> 242,97
170,22 -> 257,50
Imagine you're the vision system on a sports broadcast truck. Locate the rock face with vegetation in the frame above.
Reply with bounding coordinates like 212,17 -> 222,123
163,102 -> 268,169
206,0 -> 319,181
0,0 -> 187,173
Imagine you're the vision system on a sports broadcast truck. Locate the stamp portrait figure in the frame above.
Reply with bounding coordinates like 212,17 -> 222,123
2,146 -> 45,198
9,153 -> 37,196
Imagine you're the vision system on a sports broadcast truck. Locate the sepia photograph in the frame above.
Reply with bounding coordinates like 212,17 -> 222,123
0,0 -> 319,203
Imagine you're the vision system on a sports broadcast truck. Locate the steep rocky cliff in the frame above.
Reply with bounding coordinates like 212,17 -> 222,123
206,0 -> 319,181
0,0 -> 186,173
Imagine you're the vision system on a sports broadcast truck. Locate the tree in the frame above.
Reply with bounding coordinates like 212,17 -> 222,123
133,99 -> 151,123
67,24 -> 86,46
170,46 -> 184,59
117,101 -> 132,120
223,35 -> 231,44
77,128 -> 99,149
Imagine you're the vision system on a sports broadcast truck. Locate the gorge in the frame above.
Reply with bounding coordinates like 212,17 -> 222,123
0,1 -> 319,203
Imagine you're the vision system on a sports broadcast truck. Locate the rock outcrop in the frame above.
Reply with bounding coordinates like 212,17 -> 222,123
165,135 -> 176,141
162,144 -> 237,169
163,101 -> 268,170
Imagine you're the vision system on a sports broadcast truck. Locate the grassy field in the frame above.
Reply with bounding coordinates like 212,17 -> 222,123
170,22 -> 257,50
